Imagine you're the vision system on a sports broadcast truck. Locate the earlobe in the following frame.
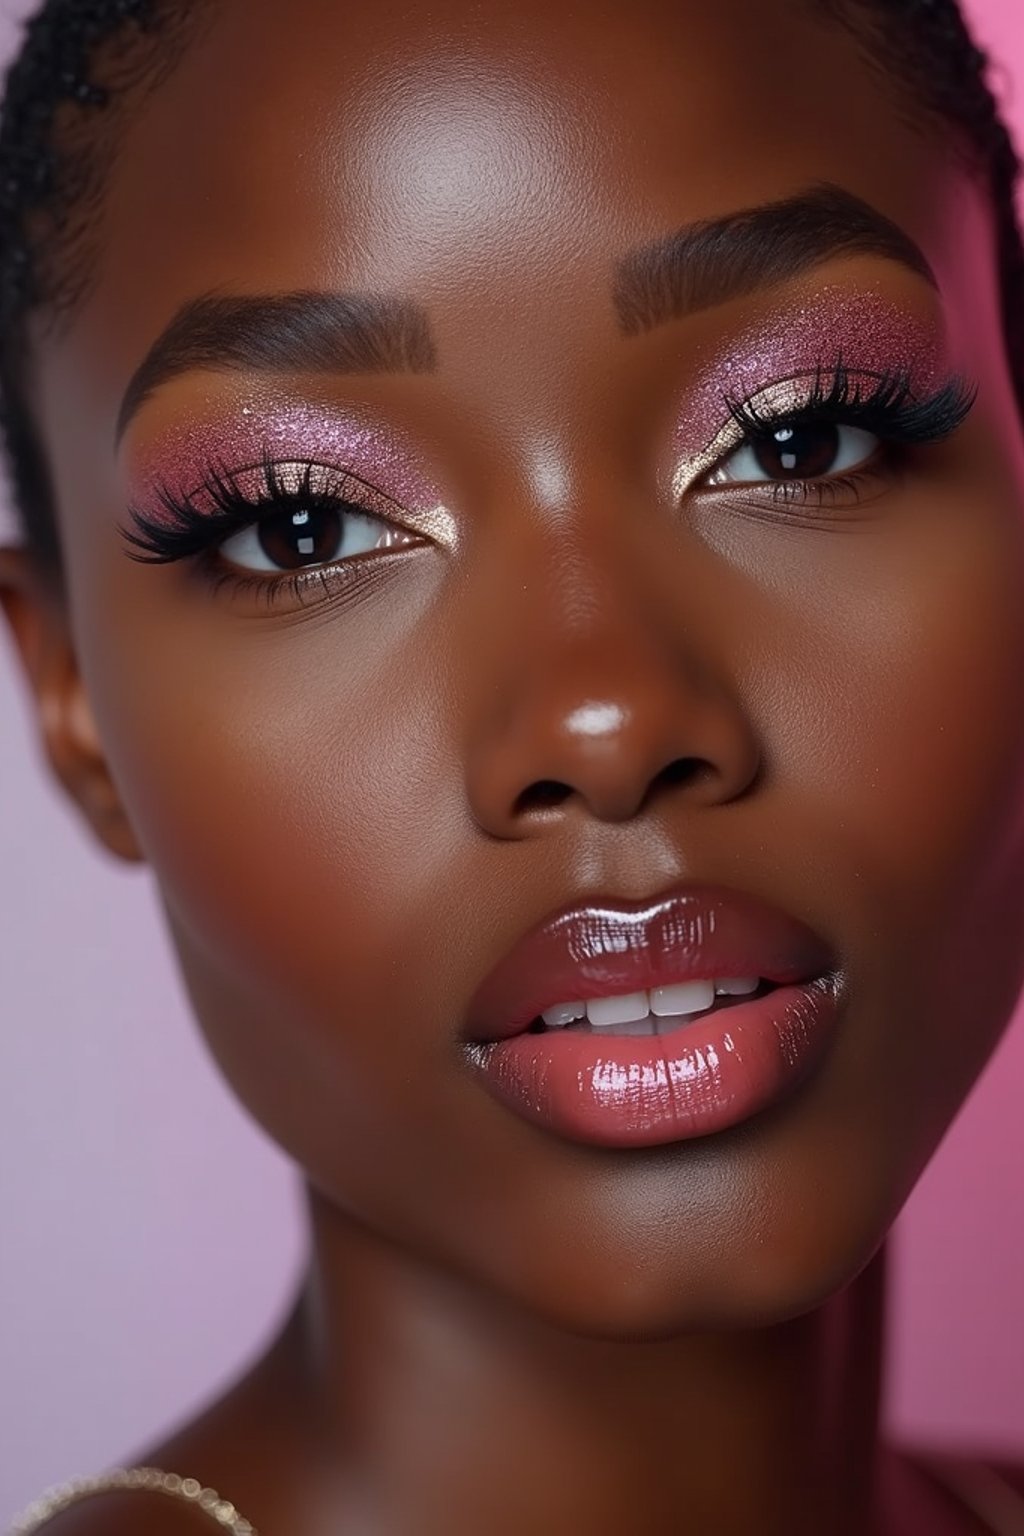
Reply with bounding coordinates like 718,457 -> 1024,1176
0,544 -> 146,865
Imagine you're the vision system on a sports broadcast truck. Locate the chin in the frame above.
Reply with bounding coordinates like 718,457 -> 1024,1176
469,1179 -> 895,1343
508,1262 -> 882,1343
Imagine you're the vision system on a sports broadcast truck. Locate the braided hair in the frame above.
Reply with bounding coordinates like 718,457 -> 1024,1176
0,0 -> 1020,589
0,0 -> 205,585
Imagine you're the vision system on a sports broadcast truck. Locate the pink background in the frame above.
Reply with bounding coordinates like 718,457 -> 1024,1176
2,0 -> 1024,1523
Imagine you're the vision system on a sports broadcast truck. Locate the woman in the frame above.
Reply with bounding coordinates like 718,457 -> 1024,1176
3,0 -> 1024,1530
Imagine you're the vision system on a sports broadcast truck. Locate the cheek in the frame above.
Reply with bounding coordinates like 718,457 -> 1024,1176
734,473 -> 1024,1194
669,494 -> 1024,1317
793,513 -> 1024,920
80,557 -> 471,1146
702,466 -> 1024,919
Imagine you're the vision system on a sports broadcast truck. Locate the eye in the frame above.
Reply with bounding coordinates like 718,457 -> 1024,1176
708,422 -> 880,486
217,500 -> 415,573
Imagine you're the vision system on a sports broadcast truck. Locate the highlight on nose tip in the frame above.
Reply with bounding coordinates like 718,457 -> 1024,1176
466,665 -> 765,833
564,702 -> 628,737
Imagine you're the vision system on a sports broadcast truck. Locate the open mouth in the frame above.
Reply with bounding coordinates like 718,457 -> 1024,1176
525,977 -> 781,1036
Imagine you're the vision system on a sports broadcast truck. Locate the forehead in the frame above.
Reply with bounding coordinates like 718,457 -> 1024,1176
40,0 -> 972,440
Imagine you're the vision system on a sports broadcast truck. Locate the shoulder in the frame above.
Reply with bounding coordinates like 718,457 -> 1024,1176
981,1456 -> 1024,1497
920,1448 -> 1024,1496
900,1443 -> 1024,1517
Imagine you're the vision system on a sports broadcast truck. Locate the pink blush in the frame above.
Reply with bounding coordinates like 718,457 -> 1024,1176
124,397 -> 449,522
673,287 -> 949,475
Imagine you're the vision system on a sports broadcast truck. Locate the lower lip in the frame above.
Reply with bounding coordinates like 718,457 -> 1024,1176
466,977 -> 842,1149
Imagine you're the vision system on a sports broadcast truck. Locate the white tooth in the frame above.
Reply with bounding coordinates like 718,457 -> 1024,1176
714,977 -> 760,996
541,1001 -> 587,1028
609,1015 -> 659,1037
586,991 -> 651,1026
650,980 -> 715,1017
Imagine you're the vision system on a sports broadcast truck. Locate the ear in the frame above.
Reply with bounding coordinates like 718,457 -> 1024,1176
0,544 -> 145,863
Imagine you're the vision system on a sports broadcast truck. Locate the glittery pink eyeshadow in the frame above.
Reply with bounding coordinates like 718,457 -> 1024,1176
675,288 -> 948,462
123,397 -> 446,522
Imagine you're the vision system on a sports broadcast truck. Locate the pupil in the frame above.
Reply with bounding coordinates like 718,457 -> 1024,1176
259,506 -> 342,569
754,422 -> 840,480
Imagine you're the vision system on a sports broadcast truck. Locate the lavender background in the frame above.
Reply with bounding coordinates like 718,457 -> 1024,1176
2,0 -> 1024,1524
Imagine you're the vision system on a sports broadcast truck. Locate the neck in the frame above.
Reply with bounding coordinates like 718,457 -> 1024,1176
273,1181 -> 890,1536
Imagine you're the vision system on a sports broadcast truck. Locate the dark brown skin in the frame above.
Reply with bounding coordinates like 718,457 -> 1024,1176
4,0 -> 1024,1531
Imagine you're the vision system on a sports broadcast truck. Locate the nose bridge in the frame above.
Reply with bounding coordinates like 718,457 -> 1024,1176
460,511 -> 761,833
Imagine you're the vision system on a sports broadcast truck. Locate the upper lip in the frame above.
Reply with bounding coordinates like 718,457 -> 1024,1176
461,880 -> 838,1044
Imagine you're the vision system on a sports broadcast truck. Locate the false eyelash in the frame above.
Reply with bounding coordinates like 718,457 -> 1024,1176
119,449 -> 374,565
723,359 -> 978,449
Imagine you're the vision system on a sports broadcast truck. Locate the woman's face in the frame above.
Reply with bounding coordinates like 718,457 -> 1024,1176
23,0 -> 1024,1333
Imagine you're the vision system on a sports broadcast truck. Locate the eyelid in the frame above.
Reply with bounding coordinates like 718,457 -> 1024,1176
247,456 -> 460,555
127,422 -> 460,553
186,456 -> 423,535
120,452 -> 451,576
672,367 -> 887,498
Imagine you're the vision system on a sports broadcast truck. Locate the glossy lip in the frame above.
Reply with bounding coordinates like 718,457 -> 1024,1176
461,880 -> 838,1044
465,975 -> 844,1149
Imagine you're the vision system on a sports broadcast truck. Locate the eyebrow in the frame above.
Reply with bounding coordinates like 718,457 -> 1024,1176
116,290 -> 437,443
612,183 -> 937,336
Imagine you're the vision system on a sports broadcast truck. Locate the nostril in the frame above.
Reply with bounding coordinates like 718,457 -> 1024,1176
511,760 -> 708,821
514,779 -> 574,816
655,758 -> 704,789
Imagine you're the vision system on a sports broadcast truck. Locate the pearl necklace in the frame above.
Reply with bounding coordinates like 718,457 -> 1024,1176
8,1466 -> 258,1533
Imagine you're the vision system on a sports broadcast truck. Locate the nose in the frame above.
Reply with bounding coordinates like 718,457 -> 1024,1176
462,543 -> 762,838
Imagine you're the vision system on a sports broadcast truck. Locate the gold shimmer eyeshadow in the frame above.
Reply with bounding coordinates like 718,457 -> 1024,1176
123,394 -> 458,547
671,287 -> 949,491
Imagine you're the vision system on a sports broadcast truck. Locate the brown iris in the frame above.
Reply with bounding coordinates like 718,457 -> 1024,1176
753,423 -> 841,480
257,506 -> 343,569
